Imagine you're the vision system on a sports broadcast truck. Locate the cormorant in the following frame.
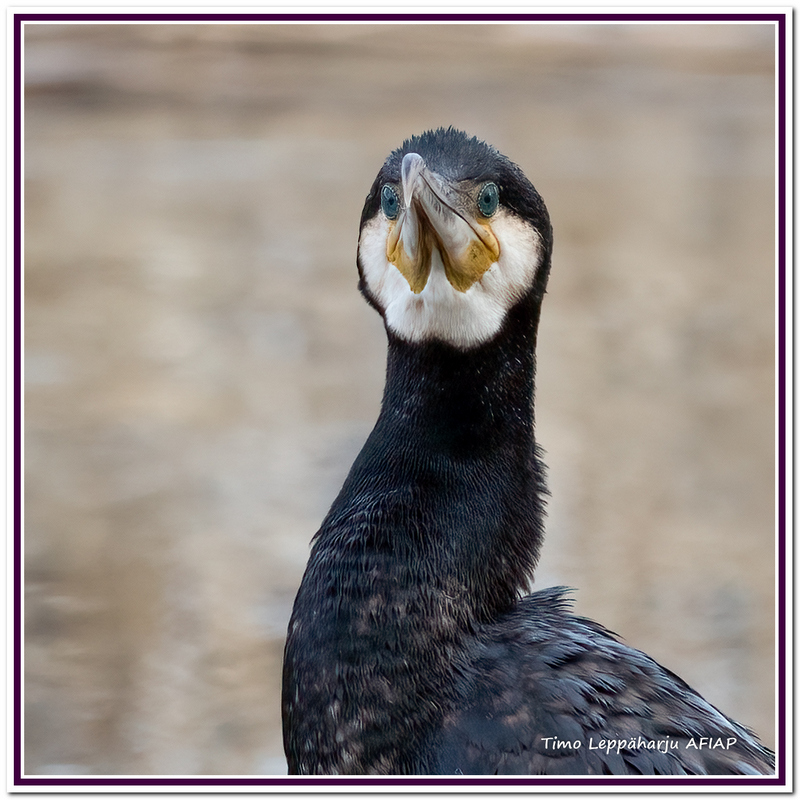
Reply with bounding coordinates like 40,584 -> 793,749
281,127 -> 774,776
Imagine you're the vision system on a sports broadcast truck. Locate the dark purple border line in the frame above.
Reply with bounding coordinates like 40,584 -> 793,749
8,777 -> 787,788
9,12 -> 784,22
13,8 -> 24,791
775,9 -> 788,785
12,10 -> 789,791
10,11 -> 789,23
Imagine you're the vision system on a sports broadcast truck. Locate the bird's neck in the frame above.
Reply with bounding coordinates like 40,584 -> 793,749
381,330 -> 535,465
319,295 -> 547,622
284,297 -> 547,773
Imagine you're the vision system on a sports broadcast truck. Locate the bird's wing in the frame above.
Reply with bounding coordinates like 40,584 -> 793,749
428,588 -> 774,776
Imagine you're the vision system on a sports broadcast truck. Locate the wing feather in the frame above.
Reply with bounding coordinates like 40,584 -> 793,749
428,588 -> 774,776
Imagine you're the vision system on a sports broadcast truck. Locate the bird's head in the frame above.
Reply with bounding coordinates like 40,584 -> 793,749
357,128 -> 552,350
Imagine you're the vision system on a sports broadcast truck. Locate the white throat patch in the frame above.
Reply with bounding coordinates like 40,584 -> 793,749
358,211 -> 544,349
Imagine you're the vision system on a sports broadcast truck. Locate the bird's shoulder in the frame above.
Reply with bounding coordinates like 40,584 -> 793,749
427,587 -> 774,776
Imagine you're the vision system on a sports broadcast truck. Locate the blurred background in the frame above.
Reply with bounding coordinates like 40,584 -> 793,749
23,22 -> 776,775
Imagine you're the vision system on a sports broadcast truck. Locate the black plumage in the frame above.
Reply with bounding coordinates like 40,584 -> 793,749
281,128 -> 774,776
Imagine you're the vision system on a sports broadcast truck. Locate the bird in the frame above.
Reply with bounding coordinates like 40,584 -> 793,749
281,127 -> 774,776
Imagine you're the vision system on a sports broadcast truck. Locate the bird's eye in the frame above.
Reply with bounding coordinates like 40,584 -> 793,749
381,185 -> 400,220
477,182 -> 499,217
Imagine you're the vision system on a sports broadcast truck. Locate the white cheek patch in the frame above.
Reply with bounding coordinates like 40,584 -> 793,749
358,212 -> 543,350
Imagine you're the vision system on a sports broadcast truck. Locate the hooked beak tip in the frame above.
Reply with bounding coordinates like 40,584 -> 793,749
401,153 -> 425,208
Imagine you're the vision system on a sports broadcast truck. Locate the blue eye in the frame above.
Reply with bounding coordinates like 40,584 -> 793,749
381,185 -> 400,219
477,182 -> 499,217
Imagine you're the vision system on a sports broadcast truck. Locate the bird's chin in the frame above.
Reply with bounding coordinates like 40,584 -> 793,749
359,212 -> 544,350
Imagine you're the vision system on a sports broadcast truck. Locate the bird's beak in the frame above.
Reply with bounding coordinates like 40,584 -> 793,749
385,153 -> 500,294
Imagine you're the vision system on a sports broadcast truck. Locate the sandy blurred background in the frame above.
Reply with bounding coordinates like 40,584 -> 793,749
23,22 -> 775,776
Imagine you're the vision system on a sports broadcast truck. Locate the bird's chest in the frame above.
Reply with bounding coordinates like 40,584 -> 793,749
283,561 -> 467,774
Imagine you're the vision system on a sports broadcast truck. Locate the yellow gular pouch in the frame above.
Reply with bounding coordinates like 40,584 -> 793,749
386,217 -> 500,295
386,220 -> 434,295
443,228 -> 500,293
